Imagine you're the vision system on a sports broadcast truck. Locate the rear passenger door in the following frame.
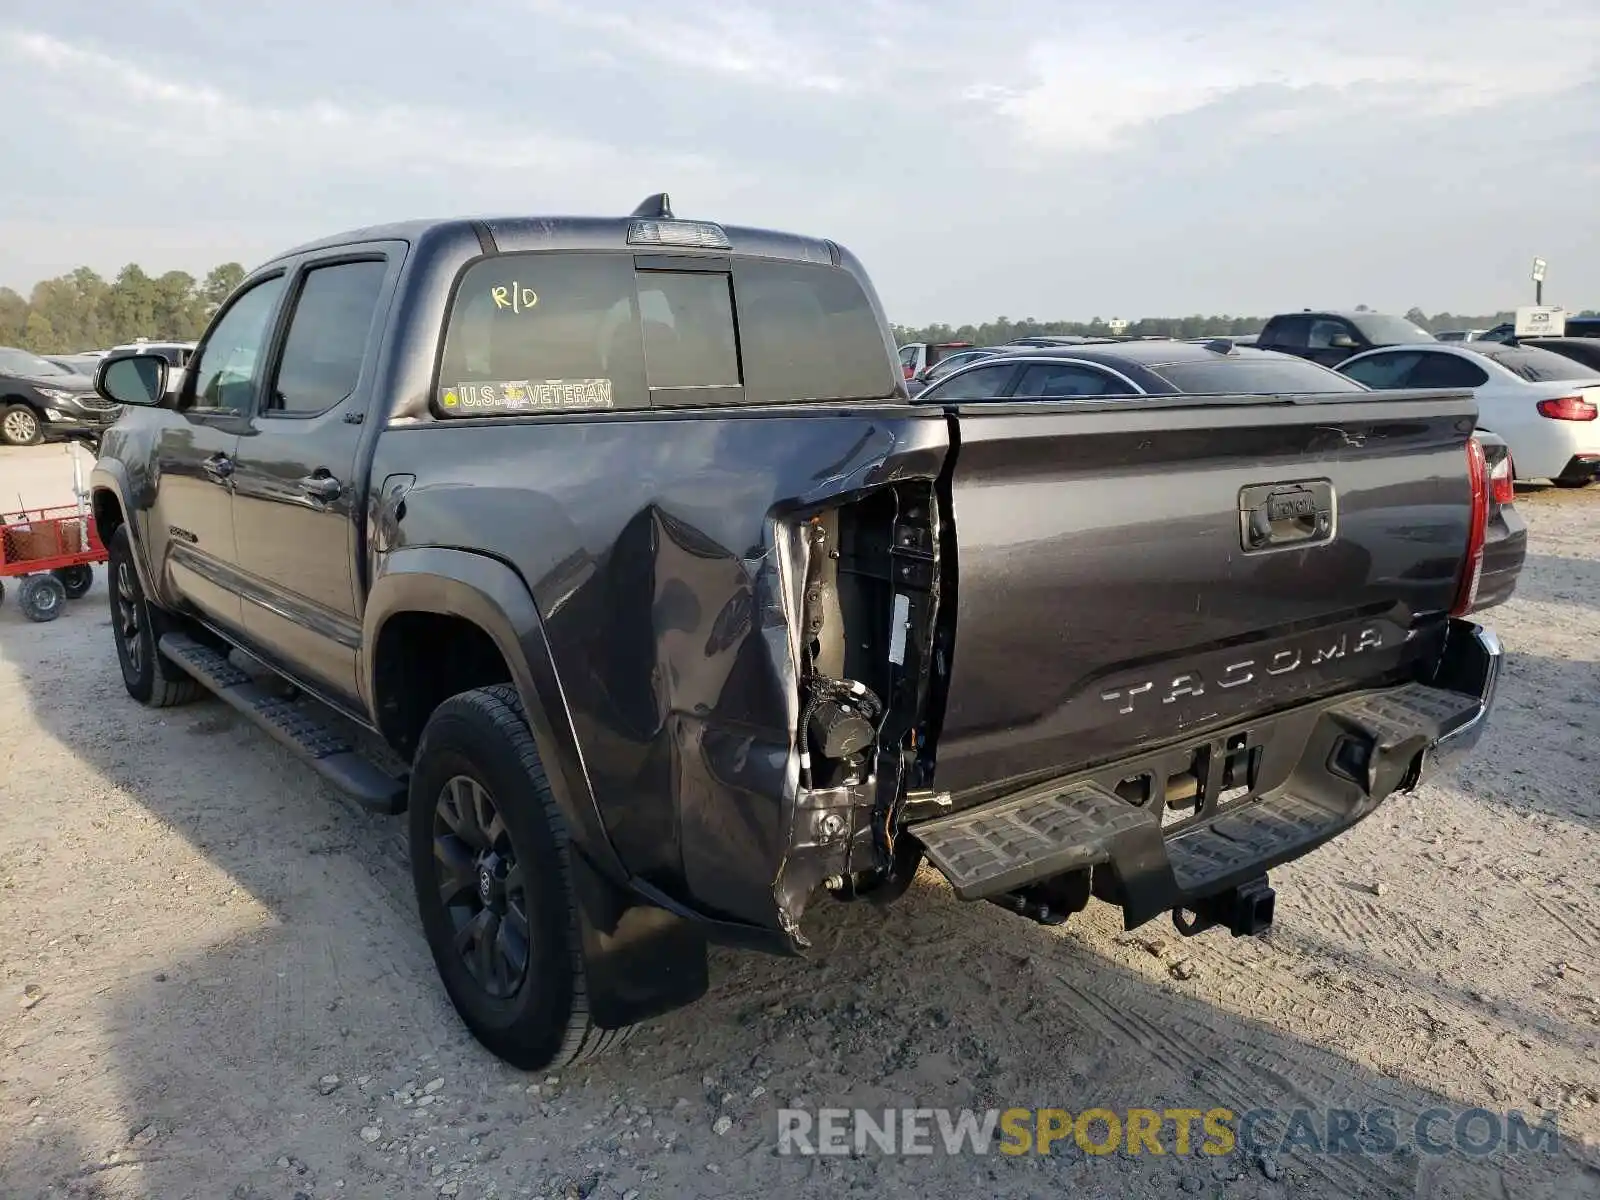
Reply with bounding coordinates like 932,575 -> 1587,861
1400,352 -> 1490,390
229,248 -> 400,708
1338,351 -> 1424,390
1011,361 -> 1134,398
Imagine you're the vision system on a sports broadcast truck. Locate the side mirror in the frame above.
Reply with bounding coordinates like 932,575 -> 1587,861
1329,333 -> 1357,350
96,352 -> 169,408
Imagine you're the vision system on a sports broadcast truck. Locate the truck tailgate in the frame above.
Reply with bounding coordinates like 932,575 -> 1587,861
933,390 -> 1480,802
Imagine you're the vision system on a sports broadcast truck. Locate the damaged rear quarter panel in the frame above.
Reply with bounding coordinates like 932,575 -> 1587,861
374,408 -> 948,935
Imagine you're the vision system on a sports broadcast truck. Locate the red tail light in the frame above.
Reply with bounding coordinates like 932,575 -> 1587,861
1536,395 -> 1598,421
1451,436 -> 1488,617
1489,454 -> 1515,505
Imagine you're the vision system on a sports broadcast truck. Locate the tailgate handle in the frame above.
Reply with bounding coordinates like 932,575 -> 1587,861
1239,481 -> 1334,552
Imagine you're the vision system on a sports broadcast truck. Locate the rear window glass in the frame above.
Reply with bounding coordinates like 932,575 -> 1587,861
638,270 -> 741,394
437,251 -> 894,416
1153,358 -> 1366,394
439,253 -> 646,413
732,258 -> 898,404
1471,345 -> 1595,383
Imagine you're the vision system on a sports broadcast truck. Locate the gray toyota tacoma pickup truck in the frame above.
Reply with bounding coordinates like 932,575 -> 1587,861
89,195 -> 1508,1069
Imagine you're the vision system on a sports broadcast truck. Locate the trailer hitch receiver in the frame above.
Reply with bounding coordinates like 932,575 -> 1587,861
1172,875 -> 1276,938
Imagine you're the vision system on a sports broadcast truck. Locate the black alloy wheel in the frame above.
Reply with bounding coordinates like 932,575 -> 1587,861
114,557 -> 144,680
433,774 -> 533,1000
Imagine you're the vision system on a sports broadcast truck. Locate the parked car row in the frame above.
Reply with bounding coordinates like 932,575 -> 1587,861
899,306 -> 1600,487
1338,341 -> 1600,487
1,340 -> 195,446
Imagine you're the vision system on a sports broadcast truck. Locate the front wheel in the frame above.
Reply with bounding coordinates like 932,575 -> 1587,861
18,575 -> 65,622
409,685 -> 630,1069
1,403 -> 43,447
106,526 -> 200,707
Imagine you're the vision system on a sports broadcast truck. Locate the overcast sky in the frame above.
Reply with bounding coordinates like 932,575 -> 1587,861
2,1 -> 1597,324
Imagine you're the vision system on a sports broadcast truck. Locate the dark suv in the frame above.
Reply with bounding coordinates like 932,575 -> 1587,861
1257,310 -> 1433,367
0,347 -> 121,446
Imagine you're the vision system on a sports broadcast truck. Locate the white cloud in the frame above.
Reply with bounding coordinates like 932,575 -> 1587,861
962,6 -> 1600,150
1,29 -> 733,184
524,0 -> 852,93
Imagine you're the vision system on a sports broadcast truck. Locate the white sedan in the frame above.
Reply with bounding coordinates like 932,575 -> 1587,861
1338,342 -> 1600,486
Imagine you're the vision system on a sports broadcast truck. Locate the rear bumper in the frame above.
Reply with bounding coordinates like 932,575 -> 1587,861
911,620 -> 1502,929
1556,453 -> 1600,484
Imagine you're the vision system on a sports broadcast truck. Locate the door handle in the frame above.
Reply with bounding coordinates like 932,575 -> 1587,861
298,473 -> 342,502
202,453 -> 234,481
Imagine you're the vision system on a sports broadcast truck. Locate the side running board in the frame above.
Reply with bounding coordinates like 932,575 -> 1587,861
158,633 -> 407,814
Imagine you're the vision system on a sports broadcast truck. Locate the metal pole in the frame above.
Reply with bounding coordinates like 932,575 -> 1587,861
1536,280 -> 1543,306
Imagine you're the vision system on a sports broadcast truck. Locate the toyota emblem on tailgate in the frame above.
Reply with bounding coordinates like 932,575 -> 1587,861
1239,480 -> 1336,552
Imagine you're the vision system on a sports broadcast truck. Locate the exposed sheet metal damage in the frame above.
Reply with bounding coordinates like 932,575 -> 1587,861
772,481 -> 943,944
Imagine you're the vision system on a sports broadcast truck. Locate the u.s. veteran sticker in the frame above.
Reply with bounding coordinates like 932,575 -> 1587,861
437,379 -> 615,416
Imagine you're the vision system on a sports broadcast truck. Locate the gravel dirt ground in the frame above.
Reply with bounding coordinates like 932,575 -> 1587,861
2,442 -> 1597,1200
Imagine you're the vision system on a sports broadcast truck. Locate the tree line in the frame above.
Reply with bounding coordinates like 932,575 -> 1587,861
0,262 -> 248,353
890,306 -> 1589,346
3,260 -> 1588,355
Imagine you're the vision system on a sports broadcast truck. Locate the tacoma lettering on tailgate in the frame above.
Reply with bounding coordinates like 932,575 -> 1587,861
1100,624 -> 1387,716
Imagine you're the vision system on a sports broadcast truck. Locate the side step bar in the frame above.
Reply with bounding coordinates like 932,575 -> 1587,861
158,633 -> 407,814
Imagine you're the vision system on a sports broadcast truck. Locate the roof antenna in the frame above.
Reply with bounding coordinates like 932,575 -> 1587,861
631,193 -> 673,219
1205,338 -> 1236,355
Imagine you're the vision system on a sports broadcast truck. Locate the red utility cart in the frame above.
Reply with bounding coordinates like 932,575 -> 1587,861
0,446 -> 106,622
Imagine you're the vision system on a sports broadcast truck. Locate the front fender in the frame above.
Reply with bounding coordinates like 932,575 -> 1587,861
90,459 -> 160,603
363,546 -> 709,1028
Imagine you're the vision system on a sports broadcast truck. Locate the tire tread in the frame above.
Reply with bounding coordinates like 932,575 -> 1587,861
108,525 -> 202,708
418,684 -> 633,1067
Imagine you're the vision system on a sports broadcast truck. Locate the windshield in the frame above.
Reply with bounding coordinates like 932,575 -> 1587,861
0,348 -> 69,377
1354,315 -> 1435,344
1472,345 -> 1599,383
1153,357 -> 1367,394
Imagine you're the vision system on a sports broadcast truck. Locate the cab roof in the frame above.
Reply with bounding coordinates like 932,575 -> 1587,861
266,194 -> 843,270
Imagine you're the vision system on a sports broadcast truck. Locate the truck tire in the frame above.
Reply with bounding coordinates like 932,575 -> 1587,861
18,574 -> 66,622
409,685 -> 632,1069
2,403 -> 43,447
107,525 -> 201,707
53,564 -> 94,599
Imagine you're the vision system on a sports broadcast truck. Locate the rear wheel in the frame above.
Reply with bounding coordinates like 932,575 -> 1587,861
53,564 -> 94,599
107,526 -> 201,707
1,403 -> 43,447
18,575 -> 65,622
409,685 -> 630,1069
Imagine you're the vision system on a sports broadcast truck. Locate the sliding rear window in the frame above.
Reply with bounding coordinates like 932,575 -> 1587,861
435,251 -> 896,416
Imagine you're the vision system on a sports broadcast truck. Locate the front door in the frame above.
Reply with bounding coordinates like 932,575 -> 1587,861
151,273 -> 289,635
1305,317 -> 1360,367
230,252 -> 396,709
